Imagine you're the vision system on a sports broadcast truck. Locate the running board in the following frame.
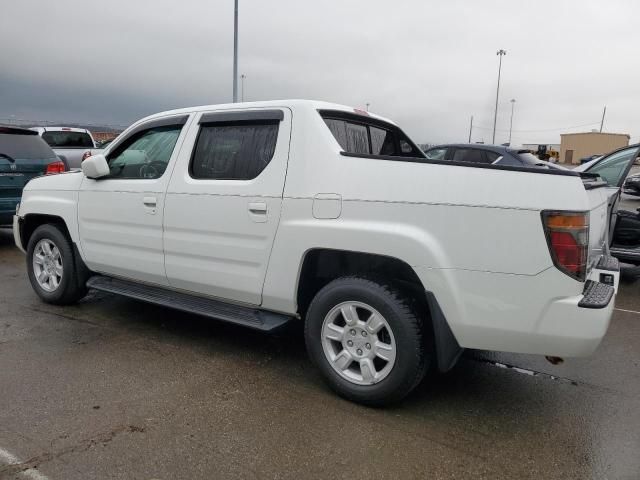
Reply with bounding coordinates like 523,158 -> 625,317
86,276 -> 293,332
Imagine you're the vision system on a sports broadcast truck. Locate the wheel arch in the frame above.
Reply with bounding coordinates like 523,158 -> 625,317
20,213 -> 71,251
295,248 -> 462,372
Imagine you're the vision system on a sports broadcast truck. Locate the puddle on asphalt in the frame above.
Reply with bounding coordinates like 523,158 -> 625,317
474,358 -> 580,386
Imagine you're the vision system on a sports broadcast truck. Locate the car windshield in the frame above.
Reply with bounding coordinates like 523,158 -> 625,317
42,131 -> 93,148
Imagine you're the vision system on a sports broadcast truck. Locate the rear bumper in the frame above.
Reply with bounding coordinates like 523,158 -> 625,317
522,255 -> 618,356
415,255 -> 619,359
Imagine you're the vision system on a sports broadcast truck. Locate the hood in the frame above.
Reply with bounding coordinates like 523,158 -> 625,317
24,170 -> 84,192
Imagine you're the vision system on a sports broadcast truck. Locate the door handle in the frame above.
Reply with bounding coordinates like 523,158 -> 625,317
143,196 -> 157,215
248,202 -> 267,214
143,196 -> 157,207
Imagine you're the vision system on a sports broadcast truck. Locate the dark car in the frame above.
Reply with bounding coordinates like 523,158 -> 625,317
0,126 -> 66,226
423,144 -> 551,168
623,173 -> 640,197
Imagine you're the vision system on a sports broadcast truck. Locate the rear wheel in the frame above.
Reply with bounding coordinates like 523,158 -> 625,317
26,224 -> 88,305
305,276 -> 428,406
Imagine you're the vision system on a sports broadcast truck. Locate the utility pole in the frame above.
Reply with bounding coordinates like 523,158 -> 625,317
599,106 -> 607,133
492,49 -> 507,144
232,0 -> 239,102
508,99 -> 516,145
241,74 -> 246,102
468,115 -> 473,143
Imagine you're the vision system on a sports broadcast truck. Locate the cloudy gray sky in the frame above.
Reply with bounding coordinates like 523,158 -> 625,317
1,0 -> 638,145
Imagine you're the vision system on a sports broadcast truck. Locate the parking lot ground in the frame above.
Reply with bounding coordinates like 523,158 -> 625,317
0,228 -> 639,480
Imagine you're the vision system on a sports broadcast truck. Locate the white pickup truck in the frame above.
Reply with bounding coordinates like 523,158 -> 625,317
30,127 -> 97,170
13,100 -> 623,405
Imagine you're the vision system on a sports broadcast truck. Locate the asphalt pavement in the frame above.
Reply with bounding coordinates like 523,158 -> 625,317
0,227 -> 639,480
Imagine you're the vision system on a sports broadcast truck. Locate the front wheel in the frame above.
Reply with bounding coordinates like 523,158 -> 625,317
305,276 -> 429,406
26,224 -> 88,305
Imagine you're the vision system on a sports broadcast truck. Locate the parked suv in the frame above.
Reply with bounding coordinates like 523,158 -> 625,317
0,126 -> 65,226
13,101 -> 623,405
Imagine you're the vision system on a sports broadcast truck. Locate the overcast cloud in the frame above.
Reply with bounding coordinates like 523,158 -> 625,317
1,0 -> 639,145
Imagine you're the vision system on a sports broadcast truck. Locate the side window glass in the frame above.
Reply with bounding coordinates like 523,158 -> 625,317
345,122 -> 369,154
588,147 -> 638,186
425,148 -> 447,160
370,126 -> 396,155
400,139 -> 413,154
324,119 -> 349,151
191,123 -> 279,180
485,151 -> 500,164
453,148 -> 485,164
323,119 -> 369,155
321,112 -> 423,159
107,125 -> 182,179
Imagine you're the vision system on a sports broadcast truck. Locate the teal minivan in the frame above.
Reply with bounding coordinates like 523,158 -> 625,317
0,126 -> 66,226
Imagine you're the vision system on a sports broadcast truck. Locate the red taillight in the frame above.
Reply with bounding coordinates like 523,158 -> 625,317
82,150 -> 92,161
45,160 -> 66,174
542,211 -> 589,281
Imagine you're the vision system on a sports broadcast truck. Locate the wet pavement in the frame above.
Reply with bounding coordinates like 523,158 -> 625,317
0,228 -> 638,480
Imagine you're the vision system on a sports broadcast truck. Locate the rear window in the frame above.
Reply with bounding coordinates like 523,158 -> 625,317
41,131 -> 93,148
0,133 -> 57,160
321,111 -> 423,158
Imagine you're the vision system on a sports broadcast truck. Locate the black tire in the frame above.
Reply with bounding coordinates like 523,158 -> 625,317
26,224 -> 88,305
304,276 -> 429,406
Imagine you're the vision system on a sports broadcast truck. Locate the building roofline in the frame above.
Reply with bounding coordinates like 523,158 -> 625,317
560,131 -> 630,138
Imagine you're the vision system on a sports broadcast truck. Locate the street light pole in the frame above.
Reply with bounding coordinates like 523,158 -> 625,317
508,99 -> 516,145
241,74 -> 246,102
232,0 -> 239,102
492,49 -> 507,144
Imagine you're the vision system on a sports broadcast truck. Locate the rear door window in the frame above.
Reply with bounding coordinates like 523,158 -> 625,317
41,131 -> 93,148
190,123 -> 279,180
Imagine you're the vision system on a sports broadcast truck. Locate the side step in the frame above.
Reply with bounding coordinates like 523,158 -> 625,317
86,276 -> 293,332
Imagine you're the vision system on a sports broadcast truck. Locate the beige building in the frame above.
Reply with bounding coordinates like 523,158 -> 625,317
560,132 -> 630,164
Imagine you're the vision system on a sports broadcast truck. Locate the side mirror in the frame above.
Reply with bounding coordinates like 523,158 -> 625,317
81,154 -> 110,179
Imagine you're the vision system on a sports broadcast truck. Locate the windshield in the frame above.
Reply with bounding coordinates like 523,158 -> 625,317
0,133 -> 57,160
42,131 -> 93,148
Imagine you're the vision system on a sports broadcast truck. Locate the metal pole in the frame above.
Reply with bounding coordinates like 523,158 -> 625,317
492,49 -> 506,144
232,0 -> 238,102
468,115 -> 473,143
508,99 -> 516,145
599,106 -> 606,133
241,74 -> 246,102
